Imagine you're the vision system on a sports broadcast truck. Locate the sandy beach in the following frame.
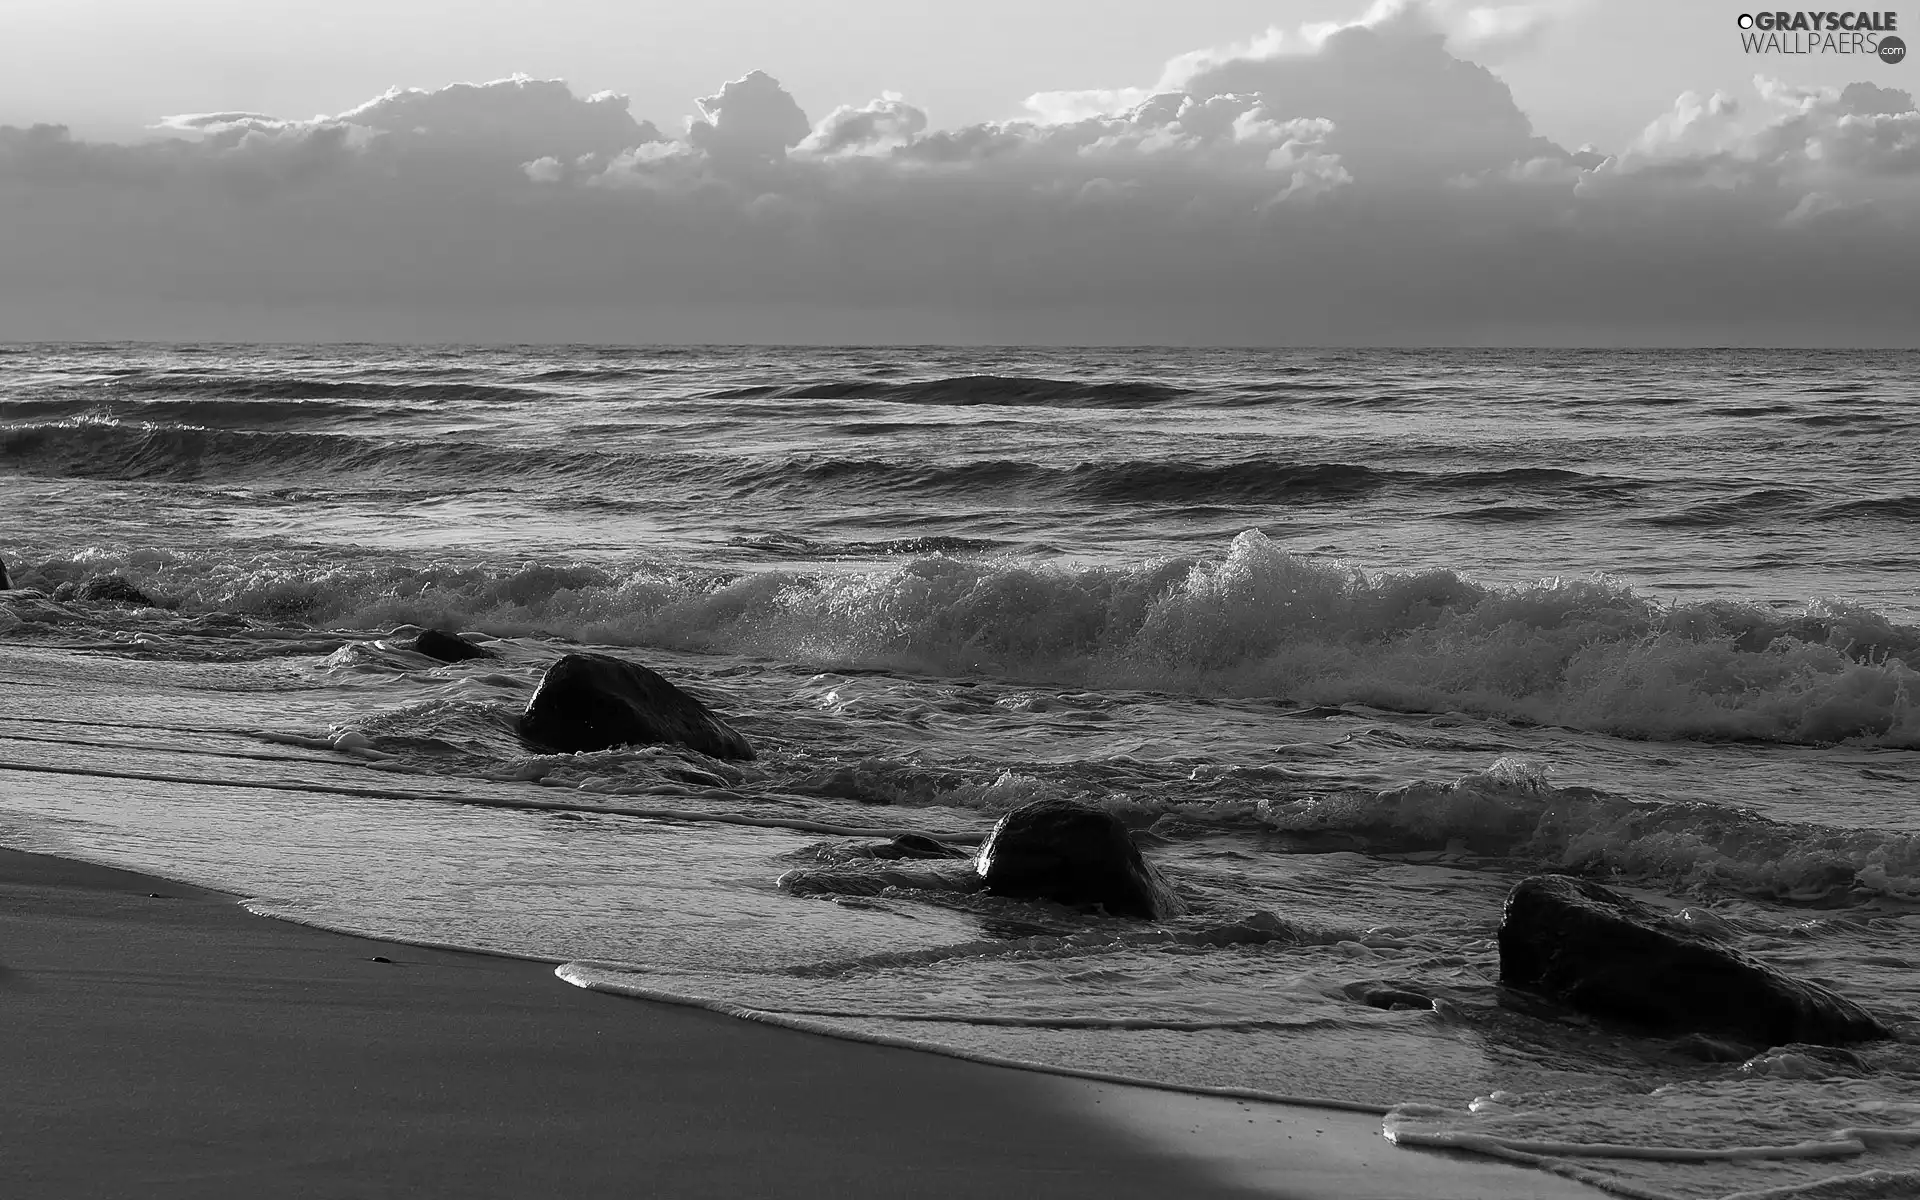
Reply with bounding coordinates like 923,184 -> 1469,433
0,846 -> 1608,1199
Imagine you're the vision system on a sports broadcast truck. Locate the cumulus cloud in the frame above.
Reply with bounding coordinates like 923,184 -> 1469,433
799,94 -> 928,157
687,70 -> 812,173
1590,77 -> 1920,209
1,0 -> 1916,344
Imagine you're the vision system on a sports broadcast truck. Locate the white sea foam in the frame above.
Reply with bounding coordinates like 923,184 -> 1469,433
1388,1076 -> 1920,1200
10,530 -> 1920,751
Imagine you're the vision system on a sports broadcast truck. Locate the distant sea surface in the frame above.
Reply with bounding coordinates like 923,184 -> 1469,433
4,345 -> 1920,1198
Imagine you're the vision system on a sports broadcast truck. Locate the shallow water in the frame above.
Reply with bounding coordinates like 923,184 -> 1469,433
4,344 -> 1920,1198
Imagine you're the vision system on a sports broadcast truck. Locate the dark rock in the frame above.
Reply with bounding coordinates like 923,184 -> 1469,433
1344,981 -> 1435,1011
75,575 -> 154,607
0,557 -> 10,590
974,798 -> 1182,920
519,652 -> 753,760
412,628 -> 491,663
1499,874 -> 1888,1046
1667,1033 -> 1754,1063
51,582 -> 76,603
869,834 -> 972,861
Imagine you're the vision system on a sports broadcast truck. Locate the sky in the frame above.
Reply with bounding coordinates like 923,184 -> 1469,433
2,0 -> 1917,344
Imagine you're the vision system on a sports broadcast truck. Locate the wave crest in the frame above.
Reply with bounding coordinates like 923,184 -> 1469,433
703,374 -> 1188,408
10,531 -> 1919,750
1262,760 -> 1920,900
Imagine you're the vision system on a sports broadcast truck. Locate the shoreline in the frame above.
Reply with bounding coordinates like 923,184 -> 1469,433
0,844 -> 1607,1198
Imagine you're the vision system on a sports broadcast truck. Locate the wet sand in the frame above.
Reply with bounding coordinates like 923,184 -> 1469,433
0,847 -> 1604,1199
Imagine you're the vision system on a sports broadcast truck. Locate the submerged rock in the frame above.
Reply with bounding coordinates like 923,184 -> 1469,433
519,652 -> 754,761
74,575 -> 155,607
870,833 -> 972,861
1344,981 -> 1435,1012
778,863 -> 976,899
412,628 -> 491,663
1498,874 -> 1888,1046
974,798 -> 1182,920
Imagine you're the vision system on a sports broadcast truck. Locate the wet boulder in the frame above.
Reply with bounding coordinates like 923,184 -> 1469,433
0,557 -> 11,590
975,798 -> 1182,920
1499,874 -> 1887,1046
519,652 -> 753,761
412,628 -> 491,663
74,575 -> 155,607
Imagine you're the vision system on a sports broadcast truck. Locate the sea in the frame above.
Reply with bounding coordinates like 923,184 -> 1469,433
3,344 -> 1919,1199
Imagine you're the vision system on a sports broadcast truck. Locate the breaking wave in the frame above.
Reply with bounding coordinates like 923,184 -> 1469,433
1262,760 -> 1920,902
10,530 -> 1919,749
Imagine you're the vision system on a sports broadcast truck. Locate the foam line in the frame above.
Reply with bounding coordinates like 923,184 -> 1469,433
0,712 -> 258,736
699,1007 -> 1346,1031
1720,1169 -> 1920,1199
1390,1126 -> 1867,1162
1404,1137 -> 1687,1200
1388,1118 -> 1920,1200
0,730 -> 344,766
554,961 -> 1391,1115
0,759 -> 981,841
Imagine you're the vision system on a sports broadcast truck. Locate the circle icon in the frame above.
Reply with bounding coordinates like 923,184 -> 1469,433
1737,14 -> 1754,29
1882,35 -> 1907,65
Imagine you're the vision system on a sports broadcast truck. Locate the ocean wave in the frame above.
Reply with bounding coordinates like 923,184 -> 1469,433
1064,460 -> 1388,502
1440,504 -> 1561,523
1638,488 -> 1817,528
10,531 -> 1919,749
2,421 -> 404,481
0,421 -> 722,487
729,533 -> 1002,558
98,372 -> 546,405
523,366 -> 684,381
1262,760 -> 1920,901
0,396 -> 399,426
702,374 -> 1188,408
0,420 -> 1643,510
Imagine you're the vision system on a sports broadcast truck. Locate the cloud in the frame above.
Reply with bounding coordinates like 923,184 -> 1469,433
1,1 -> 1917,345
151,111 -> 280,132
1591,77 -> 1920,209
799,94 -> 929,157
687,70 -> 812,173
1159,0 -> 1575,85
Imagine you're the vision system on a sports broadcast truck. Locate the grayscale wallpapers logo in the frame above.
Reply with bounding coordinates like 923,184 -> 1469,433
1735,11 -> 1905,60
